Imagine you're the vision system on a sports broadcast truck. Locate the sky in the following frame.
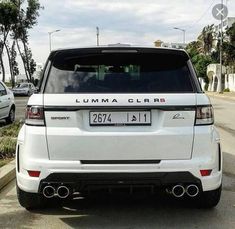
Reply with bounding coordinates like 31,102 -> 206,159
5,0 -> 235,74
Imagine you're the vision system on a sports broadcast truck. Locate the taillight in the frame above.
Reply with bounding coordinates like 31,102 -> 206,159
195,105 -> 214,125
25,106 -> 45,126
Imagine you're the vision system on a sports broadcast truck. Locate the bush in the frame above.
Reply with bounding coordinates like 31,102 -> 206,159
223,88 -> 230,92
0,121 -> 22,138
3,82 -> 12,88
0,137 -> 17,159
0,121 -> 22,159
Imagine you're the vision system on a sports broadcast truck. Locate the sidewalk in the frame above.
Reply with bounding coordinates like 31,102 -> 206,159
206,92 -> 235,101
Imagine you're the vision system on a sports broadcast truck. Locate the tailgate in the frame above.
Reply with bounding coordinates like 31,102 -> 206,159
44,94 -> 196,161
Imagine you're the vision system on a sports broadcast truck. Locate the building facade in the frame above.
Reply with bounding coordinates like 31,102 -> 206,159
154,40 -> 187,49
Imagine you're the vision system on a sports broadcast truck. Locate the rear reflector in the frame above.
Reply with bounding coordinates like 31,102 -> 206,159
28,170 -> 41,177
200,169 -> 212,177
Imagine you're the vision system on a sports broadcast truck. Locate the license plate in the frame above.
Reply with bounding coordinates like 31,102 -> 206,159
89,111 -> 151,126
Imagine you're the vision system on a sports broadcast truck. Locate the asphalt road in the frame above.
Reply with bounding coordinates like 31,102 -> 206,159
0,175 -> 235,229
210,96 -> 235,156
0,95 -> 235,229
209,96 -> 235,174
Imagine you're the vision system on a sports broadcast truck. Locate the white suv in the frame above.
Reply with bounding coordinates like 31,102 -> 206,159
16,46 -> 222,209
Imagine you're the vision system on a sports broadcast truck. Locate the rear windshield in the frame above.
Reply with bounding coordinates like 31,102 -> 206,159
44,52 -> 194,93
17,84 -> 28,88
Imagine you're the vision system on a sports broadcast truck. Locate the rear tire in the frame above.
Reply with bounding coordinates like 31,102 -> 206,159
17,185 -> 46,210
196,185 -> 222,208
5,107 -> 15,124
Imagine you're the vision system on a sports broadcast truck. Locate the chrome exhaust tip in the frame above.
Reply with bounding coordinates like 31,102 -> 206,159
172,185 -> 185,198
43,186 -> 55,198
186,184 -> 199,197
57,186 -> 70,199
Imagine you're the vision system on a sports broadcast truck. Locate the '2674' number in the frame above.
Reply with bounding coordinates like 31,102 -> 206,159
92,113 -> 112,123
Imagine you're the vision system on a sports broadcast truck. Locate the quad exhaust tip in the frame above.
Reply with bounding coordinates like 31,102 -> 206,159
185,184 -> 199,197
169,184 -> 199,198
57,186 -> 70,199
43,185 -> 70,199
172,185 -> 185,198
43,186 -> 55,198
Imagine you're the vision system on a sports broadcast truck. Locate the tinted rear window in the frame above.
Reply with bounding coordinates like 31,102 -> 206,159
44,52 -> 193,93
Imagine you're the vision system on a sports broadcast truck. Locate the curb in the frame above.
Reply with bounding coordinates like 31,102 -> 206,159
0,160 -> 15,191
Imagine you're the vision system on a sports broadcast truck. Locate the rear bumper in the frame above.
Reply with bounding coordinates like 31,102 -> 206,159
16,159 -> 222,194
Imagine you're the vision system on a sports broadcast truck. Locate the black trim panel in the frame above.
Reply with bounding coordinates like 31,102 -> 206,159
17,145 -> 20,173
44,105 -> 197,112
39,172 -> 202,193
81,160 -> 161,164
218,143 -> 221,171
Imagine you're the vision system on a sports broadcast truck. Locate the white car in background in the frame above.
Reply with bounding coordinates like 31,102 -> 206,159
0,81 -> 15,124
16,46 -> 222,210
12,83 -> 37,96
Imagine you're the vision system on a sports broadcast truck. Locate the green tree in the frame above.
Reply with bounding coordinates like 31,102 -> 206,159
227,22 -> 235,45
223,22 -> 235,71
192,54 -> 212,84
10,41 -> 19,78
0,1 -> 18,81
186,41 -> 200,57
223,42 -> 235,69
11,0 -> 42,82
5,40 -> 19,86
186,40 -> 212,85
197,25 -> 215,55
4,41 -> 13,83
186,23 -> 235,91
0,53 -> 5,81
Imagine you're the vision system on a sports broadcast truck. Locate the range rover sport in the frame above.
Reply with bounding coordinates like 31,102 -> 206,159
16,46 -> 222,209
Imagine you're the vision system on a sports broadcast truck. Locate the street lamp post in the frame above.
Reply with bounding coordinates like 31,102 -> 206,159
48,30 -> 61,52
96,26 -> 100,46
219,0 -> 224,93
173,27 -> 186,44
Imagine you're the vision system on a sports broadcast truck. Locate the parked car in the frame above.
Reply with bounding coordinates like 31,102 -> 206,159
12,83 -> 36,96
0,81 -> 15,124
16,46 -> 222,210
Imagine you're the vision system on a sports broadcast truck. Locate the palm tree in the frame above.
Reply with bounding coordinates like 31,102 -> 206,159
197,25 -> 215,55
223,22 -> 235,72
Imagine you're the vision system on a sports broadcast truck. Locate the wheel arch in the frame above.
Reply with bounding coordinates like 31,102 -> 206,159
11,103 -> 16,111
